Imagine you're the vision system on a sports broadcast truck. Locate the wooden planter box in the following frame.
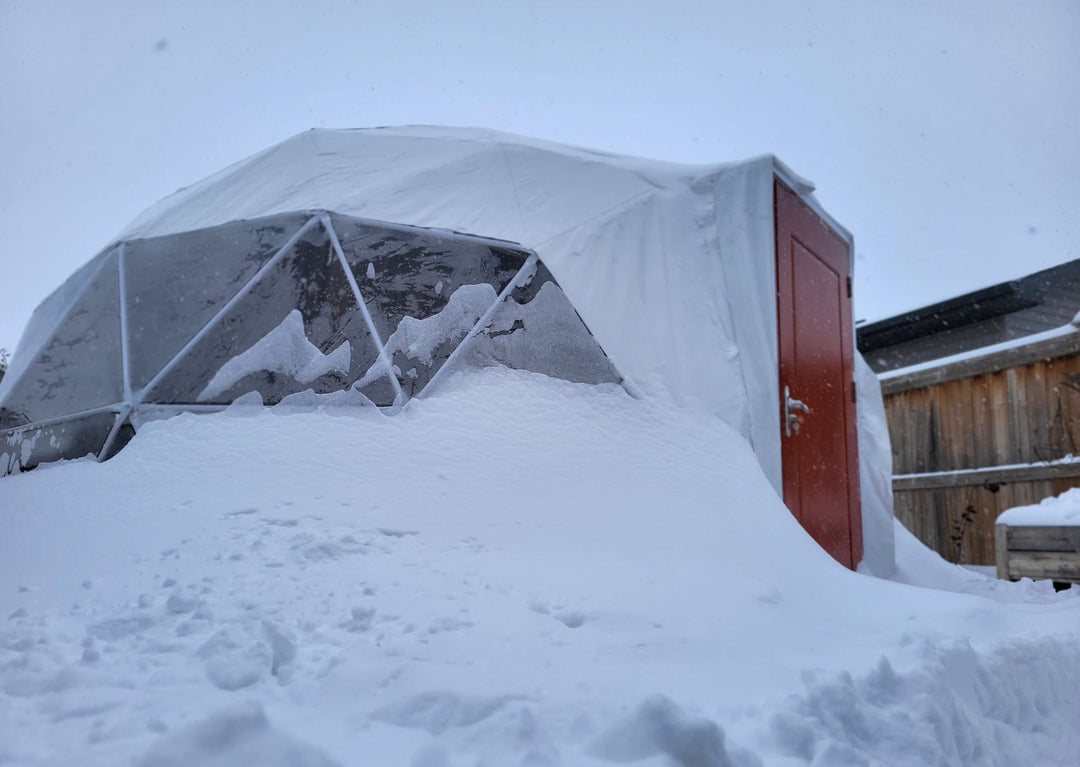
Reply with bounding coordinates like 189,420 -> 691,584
995,523 -> 1080,585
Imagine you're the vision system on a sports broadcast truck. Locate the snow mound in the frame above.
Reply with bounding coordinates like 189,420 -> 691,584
136,703 -> 340,767
1,368 -> 1078,765
587,695 -> 737,767
890,520 -> 1069,603
767,637 -> 1080,766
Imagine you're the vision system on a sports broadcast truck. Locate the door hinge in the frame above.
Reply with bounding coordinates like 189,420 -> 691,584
846,276 -> 853,298
852,380 -> 857,402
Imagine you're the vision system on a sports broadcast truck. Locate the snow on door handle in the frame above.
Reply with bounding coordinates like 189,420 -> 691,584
784,385 -> 811,437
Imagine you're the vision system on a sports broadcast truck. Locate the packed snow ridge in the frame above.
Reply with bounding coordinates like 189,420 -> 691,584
199,310 -> 351,401
2,369 -> 1078,766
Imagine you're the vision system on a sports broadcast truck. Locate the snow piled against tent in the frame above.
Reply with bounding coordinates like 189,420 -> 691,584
1,368 -> 1078,766
199,310 -> 352,402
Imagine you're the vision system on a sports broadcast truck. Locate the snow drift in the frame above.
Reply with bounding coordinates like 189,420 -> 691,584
1,369 -> 1077,766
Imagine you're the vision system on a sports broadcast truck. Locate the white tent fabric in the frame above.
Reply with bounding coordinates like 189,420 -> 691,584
120,127 -> 806,470
18,126 -> 896,573
855,353 -> 897,577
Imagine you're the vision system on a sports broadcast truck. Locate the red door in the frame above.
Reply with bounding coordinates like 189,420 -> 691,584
774,178 -> 862,569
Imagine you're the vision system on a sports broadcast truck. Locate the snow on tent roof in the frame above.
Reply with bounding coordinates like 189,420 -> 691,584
0,127 -> 844,499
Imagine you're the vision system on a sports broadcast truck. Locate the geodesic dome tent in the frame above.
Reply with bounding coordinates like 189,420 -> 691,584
0,126 -> 897,577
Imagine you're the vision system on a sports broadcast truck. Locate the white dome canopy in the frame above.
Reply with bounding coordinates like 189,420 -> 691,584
121,127 -> 807,430
6,127 -> 837,492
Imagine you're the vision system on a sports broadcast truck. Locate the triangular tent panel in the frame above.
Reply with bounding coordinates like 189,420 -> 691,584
1,253 -> 123,424
123,212 -> 312,393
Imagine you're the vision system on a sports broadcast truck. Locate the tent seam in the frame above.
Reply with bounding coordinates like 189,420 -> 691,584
531,188 -> 657,252
497,142 -> 528,241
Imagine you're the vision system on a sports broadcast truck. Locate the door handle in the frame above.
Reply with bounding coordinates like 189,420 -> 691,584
784,385 -> 811,437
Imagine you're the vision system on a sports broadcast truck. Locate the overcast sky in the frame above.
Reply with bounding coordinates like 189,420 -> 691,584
1,0 -> 1077,353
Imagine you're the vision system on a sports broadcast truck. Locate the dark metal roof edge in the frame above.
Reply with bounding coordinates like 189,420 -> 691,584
857,280 -> 1038,351
857,258 -> 1080,352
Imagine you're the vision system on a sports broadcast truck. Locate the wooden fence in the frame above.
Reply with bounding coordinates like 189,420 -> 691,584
881,328 -> 1080,565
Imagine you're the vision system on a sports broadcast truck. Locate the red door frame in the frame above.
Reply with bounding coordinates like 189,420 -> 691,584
774,177 -> 862,569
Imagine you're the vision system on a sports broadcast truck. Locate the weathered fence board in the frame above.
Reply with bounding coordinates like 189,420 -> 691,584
893,461 -> 1080,490
884,339 -> 1080,565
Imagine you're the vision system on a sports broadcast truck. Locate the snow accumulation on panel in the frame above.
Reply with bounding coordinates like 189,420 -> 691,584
378,283 -> 496,369
354,281 -> 497,395
1,368 -> 1078,767
116,128 -> 663,248
198,310 -> 351,402
997,487 -> 1080,527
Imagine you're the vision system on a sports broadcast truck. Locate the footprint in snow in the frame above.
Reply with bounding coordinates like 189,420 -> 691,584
529,600 -> 586,629
222,507 -> 259,518
376,528 -> 419,538
555,611 -> 586,629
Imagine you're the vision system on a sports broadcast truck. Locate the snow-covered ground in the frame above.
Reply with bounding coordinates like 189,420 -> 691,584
1,369 -> 1078,766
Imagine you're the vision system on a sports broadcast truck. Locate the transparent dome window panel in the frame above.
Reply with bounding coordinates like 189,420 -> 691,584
124,213 -> 312,392
328,214 -> 532,396
142,221 -> 387,406
0,251 -> 112,403
1,410 -> 117,476
329,214 -> 529,331
0,256 -> 123,423
465,271 -> 623,386
380,281 -> 495,398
